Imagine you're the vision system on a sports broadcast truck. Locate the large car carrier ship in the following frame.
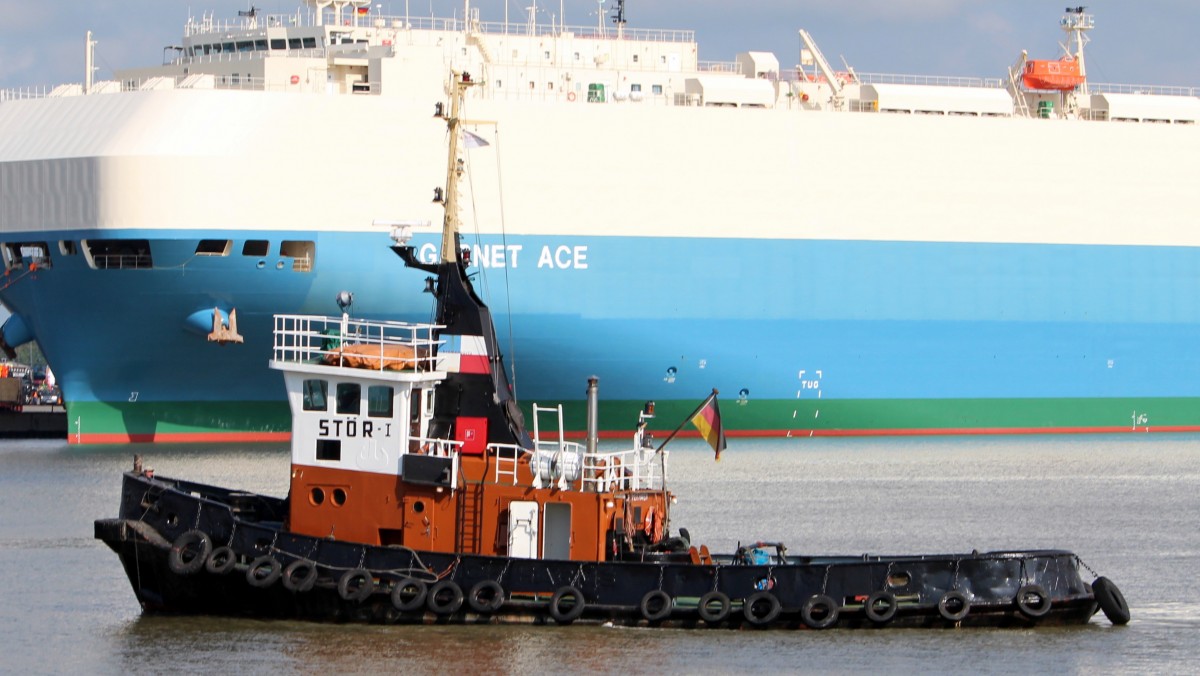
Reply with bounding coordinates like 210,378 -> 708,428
2,3 -> 1199,443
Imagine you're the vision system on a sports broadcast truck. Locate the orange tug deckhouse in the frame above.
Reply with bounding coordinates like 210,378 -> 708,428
272,317 -> 673,564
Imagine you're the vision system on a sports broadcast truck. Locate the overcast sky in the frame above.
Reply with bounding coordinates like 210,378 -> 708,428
1,1 -> 1198,90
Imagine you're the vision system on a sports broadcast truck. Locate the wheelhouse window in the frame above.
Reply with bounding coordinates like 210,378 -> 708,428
336,382 -> 360,415
58,241 -> 77,256
302,379 -> 327,411
82,239 -> 152,270
368,386 -> 393,418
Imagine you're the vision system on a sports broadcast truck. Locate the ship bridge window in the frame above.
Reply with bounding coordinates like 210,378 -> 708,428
255,39 -> 268,51
222,42 -> 234,53
237,41 -> 253,52
303,379 -> 328,411
336,383 -> 361,415
303,37 -> 317,49
271,38 -> 285,50
280,240 -> 315,272
195,239 -> 231,256
368,386 -> 393,418
82,239 -> 153,270
288,38 -> 302,49
242,240 -> 269,256
2,241 -> 51,270
58,241 -> 77,256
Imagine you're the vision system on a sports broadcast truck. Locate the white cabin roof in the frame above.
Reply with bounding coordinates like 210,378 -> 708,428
1090,93 -> 1200,123
861,83 -> 1013,116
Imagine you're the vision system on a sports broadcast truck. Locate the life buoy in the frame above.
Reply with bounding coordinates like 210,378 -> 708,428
246,555 -> 282,588
168,530 -> 212,575
1091,577 -> 1130,625
642,507 -> 663,543
391,577 -> 429,612
338,568 -> 375,602
742,591 -> 781,626
1015,584 -> 1051,619
205,546 -> 236,575
548,585 -> 586,624
566,91 -> 576,102
468,580 -> 505,614
639,590 -> 673,622
427,579 -> 464,615
800,594 -> 838,629
697,590 -> 731,624
937,590 -> 970,622
282,560 -> 318,593
864,591 -> 897,624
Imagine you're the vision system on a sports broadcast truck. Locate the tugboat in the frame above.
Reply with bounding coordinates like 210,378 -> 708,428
94,73 -> 1130,630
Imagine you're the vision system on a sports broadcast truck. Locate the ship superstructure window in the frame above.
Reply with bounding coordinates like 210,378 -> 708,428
336,383 -> 361,415
58,241 -> 77,255
195,239 -> 231,256
280,240 -> 315,272
242,240 -> 269,256
303,37 -> 317,49
316,439 -> 341,461
302,379 -> 328,411
653,84 -> 663,95
271,39 -> 285,50
2,241 -> 51,270
82,239 -> 152,270
368,386 -> 393,418
289,38 -> 302,49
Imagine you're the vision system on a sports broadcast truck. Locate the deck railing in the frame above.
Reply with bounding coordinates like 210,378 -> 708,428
272,314 -> 443,374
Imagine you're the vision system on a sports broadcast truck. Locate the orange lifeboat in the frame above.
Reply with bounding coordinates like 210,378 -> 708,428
1022,57 -> 1085,90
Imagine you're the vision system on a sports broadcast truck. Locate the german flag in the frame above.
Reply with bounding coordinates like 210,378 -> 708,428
690,391 -> 727,460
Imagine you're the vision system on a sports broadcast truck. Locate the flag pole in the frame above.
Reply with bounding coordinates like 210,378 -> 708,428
654,389 -> 718,453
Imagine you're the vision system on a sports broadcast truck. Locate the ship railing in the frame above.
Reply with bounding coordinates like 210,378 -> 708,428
491,443 -> 525,485
0,86 -> 52,102
1088,82 -> 1200,97
846,72 -> 1006,89
408,435 -> 464,458
272,314 -> 443,374
699,61 -> 742,74
580,446 -> 662,493
91,254 -> 152,270
183,10 -> 696,44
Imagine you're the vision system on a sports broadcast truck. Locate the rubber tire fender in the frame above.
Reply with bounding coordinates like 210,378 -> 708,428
1092,577 -> 1130,625
391,577 -> 428,612
467,580 -> 505,614
1015,584 -> 1052,619
697,590 -> 731,624
246,555 -> 282,588
547,585 -> 586,624
639,589 -> 673,623
168,530 -> 212,576
743,591 -> 782,626
427,579 -> 465,615
204,545 -> 237,575
864,591 -> 898,625
937,590 -> 971,622
800,594 -> 839,629
282,560 -> 318,593
338,568 -> 375,602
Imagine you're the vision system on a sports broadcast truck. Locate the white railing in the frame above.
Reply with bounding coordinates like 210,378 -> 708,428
1089,82 -> 1200,97
272,314 -> 442,373
0,86 -> 51,102
851,72 -> 1005,89
580,446 -> 662,492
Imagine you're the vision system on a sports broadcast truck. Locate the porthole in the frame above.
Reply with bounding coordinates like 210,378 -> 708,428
886,572 -> 912,589
310,487 -> 325,505
412,500 -> 425,514
332,488 -> 347,506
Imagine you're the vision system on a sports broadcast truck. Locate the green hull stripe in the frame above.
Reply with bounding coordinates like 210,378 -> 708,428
63,396 -> 1198,442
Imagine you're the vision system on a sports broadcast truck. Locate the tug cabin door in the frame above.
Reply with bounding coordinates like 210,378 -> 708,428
508,501 -> 538,558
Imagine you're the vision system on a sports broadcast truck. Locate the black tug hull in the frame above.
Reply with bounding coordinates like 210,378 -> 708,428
95,472 -> 1105,629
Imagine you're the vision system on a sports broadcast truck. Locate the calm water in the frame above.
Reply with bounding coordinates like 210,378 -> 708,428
1,434 -> 1197,674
